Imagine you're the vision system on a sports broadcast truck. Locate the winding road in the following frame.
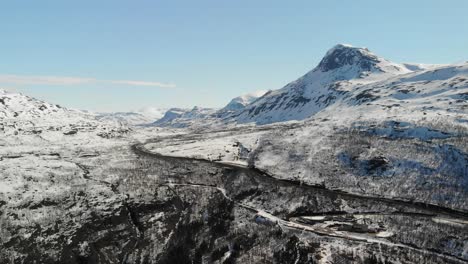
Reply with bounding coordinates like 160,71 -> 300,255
132,142 -> 468,263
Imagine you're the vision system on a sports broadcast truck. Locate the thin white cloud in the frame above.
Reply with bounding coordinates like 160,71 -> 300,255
109,80 -> 176,88
0,74 -> 175,88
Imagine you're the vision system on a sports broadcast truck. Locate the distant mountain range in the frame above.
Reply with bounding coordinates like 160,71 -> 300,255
96,107 -> 166,126
1,44 -> 466,128
152,44 -> 467,127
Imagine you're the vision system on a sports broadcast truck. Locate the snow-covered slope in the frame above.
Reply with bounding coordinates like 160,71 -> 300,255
318,62 -> 468,124
152,106 -> 217,128
402,62 -> 447,72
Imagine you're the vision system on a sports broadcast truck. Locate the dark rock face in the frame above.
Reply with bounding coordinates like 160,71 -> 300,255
246,92 -> 311,117
317,45 -> 381,72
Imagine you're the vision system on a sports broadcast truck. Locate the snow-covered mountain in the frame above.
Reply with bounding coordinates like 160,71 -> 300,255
0,89 -> 72,119
151,91 -> 267,127
0,89 -> 130,138
220,44 -> 465,125
145,47 -> 468,216
152,106 -> 217,127
212,90 -> 268,120
150,44 -> 466,128
221,90 -> 267,112
96,107 -> 166,126
0,88 -> 93,132
229,44 -> 413,124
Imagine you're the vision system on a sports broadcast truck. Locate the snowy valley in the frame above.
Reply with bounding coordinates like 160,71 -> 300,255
1,44 -> 467,263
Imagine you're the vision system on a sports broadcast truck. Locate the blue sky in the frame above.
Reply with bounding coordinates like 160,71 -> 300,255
1,0 -> 467,112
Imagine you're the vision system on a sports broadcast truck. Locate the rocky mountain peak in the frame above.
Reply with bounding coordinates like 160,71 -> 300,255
316,44 -> 382,72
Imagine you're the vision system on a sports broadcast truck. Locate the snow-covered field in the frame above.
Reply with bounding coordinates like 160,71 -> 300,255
144,126 -> 270,166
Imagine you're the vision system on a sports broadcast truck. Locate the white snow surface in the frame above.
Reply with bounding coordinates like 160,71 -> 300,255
145,126 -> 269,166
